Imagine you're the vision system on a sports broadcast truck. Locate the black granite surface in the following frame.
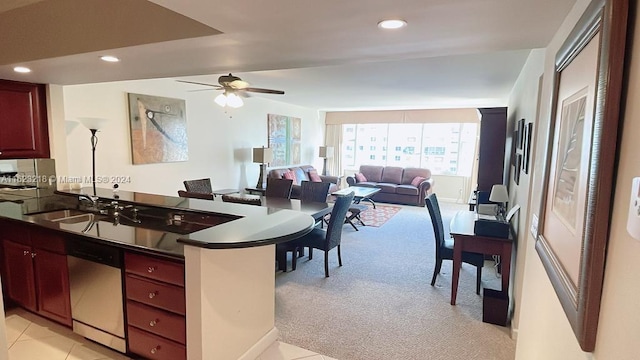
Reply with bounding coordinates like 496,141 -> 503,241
0,187 -> 316,258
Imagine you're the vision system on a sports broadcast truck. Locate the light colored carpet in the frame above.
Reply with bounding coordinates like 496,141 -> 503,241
275,201 -> 516,360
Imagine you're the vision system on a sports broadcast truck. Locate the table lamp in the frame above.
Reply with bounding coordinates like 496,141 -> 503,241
489,184 -> 509,220
78,117 -> 109,195
253,147 -> 273,189
319,146 -> 334,176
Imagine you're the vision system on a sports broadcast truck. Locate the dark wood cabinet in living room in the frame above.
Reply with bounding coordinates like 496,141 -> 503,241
0,79 -> 50,159
476,107 -> 507,192
1,221 -> 72,326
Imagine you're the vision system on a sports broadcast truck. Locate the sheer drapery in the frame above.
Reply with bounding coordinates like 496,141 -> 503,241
324,124 -> 342,182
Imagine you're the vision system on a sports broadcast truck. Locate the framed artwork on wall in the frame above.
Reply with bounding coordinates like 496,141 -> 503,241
127,93 -> 188,165
267,114 -> 301,167
517,118 -> 525,150
535,0 -> 628,352
524,122 -> 533,174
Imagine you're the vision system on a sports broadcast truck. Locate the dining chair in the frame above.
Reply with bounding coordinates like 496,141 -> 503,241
183,178 -> 213,193
425,193 -> 484,294
277,191 -> 354,276
265,178 -> 293,199
221,194 -> 262,206
178,190 -> 214,200
299,180 -> 331,202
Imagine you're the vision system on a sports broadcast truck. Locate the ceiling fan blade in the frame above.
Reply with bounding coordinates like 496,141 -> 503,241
244,87 -> 285,95
177,80 -> 223,89
228,79 -> 250,90
188,88 -> 219,92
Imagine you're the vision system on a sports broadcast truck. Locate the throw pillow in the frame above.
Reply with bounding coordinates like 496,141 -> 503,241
308,169 -> 322,182
282,170 -> 297,184
411,176 -> 426,187
355,172 -> 367,183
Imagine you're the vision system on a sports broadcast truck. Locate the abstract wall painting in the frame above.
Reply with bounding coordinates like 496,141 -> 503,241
128,93 -> 188,165
267,114 -> 301,167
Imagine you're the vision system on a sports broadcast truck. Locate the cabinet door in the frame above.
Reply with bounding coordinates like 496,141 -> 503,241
34,249 -> 72,326
3,240 -> 36,311
0,80 -> 50,158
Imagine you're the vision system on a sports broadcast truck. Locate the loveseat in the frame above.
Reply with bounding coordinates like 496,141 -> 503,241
345,165 -> 434,206
267,165 -> 341,199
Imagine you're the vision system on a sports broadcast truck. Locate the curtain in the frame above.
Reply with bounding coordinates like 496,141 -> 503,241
324,124 -> 343,185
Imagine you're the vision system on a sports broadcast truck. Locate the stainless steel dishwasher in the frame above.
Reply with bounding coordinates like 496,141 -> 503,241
67,238 -> 126,353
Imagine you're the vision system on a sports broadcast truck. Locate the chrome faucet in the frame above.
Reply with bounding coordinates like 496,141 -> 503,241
78,194 -> 99,207
109,201 -> 141,224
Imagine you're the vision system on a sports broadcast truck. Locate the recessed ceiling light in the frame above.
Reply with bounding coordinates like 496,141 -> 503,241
378,19 -> 407,29
13,66 -> 31,73
100,55 -> 120,62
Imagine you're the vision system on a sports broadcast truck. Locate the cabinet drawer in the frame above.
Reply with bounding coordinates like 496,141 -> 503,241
31,228 -> 65,254
127,300 -> 185,344
128,326 -> 186,360
125,274 -> 185,315
0,221 -> 31,246
125,252 -> 184,286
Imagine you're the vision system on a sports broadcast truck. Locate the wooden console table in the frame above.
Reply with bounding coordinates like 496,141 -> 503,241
449,211 -> 513,306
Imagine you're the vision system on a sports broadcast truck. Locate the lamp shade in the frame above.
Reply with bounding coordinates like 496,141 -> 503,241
253,147 -> 274,163
319,146 -> 334,158
78,117 -> 108,130
489,184 -> 509,203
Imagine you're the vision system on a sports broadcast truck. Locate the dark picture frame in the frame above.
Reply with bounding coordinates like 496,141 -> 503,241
535,0 -> 627,352
514,154 -> 521,185
517,118 -> 525,150
524,122 -> 533,174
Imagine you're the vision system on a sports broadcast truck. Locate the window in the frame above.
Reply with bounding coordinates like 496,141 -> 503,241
341,123 -> 477,176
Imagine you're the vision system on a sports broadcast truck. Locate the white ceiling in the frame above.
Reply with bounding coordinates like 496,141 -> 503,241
0,0 -> 577,111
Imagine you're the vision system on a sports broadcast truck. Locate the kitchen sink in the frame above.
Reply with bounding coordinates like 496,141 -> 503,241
28,209 -> 101,224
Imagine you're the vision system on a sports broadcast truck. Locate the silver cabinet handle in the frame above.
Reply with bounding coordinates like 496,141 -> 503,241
149,319 -> 158,327
148,291 -> 158,299
31,252 -> 36,258
23,250 -> 30,256
147,266 -> 156,273
150,345 -> 161,354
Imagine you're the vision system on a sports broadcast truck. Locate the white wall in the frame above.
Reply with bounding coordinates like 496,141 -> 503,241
505,48 -> 545,338
58,79 -> 323,196
514,0 -> 640,358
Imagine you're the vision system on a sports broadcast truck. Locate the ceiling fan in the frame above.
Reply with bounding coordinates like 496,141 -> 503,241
177,74 -> 284,108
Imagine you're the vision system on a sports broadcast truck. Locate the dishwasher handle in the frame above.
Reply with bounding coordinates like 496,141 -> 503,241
66,238 -> 122,268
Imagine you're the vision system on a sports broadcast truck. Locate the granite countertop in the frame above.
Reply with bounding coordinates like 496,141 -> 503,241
0,187 -> 315,259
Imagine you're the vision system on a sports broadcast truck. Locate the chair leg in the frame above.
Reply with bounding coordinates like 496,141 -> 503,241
309,247 -> 313,260
431,259 -> 442,286
476,264 -> 482,295
291,248 -> 298,271
324,251 -> 330,277
337,245 -> 342,266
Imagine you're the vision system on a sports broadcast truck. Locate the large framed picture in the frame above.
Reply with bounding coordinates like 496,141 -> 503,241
535,0 -> 627,352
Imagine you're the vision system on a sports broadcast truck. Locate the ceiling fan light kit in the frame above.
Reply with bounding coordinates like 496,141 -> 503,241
178,73 -> 284,108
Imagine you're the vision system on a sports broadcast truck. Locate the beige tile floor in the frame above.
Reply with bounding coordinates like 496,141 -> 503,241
5,308 -> 336,360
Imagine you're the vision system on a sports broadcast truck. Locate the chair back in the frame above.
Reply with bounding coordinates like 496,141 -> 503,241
178,190 -> 214,200
425,193 -> 445,256
183,178 -> 213,193
265,178 -> 293,198
221,194 -> 262,206
325,192 -> 355,250
300,180 -> 330,202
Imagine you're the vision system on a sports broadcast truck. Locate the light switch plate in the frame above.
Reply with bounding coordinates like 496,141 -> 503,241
627,177 -> 640,240
530,214 -> 539,238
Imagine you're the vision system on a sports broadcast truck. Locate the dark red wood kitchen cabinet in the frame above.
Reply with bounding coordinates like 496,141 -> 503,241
3,239 -> 37,311
0,79 -> 50,159
1,221 -> 71,326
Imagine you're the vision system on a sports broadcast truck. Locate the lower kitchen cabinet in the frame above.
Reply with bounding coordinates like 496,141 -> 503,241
1,221 -> 72,326
124,252 -> 186,360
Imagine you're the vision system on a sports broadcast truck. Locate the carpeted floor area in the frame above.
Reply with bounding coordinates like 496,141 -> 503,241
274,201 -> 516,360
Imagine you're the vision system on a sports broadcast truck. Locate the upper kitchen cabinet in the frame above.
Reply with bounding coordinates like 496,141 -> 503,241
0,79 -> 50,159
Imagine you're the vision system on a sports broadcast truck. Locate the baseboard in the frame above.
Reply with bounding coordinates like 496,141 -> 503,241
510,326 -> 518,340
238,327 -> 279,360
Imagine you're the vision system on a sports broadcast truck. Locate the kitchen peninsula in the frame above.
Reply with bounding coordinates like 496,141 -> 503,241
0,187 -> 315,360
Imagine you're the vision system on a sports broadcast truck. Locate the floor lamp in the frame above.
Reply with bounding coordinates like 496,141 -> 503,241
319,146 -> 334,176
253,147 -> 273,189
78,117 -> 108,195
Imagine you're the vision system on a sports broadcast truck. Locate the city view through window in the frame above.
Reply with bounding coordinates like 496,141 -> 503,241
342,123 -> 478,176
